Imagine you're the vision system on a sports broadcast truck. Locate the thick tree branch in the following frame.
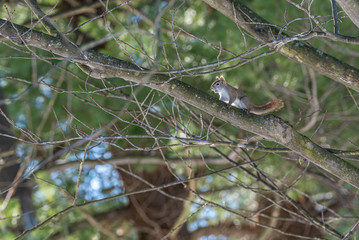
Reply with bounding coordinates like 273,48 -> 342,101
202,0 -> 359,92
336,0 -> 359,29
1,19 -> 359,189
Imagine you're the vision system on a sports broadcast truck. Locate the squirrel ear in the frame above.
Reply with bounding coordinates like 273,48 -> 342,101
216,76 -> 220,80
219,75 -> 225,81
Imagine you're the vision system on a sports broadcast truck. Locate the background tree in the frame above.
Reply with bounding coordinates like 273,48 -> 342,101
0,0 -> 359,239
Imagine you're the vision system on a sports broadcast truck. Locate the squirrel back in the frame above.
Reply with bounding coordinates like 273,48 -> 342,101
211,75 -> 284,115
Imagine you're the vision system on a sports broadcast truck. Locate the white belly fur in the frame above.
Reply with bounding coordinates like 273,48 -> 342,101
219,92 -> 247,109
232,98 -> 247,109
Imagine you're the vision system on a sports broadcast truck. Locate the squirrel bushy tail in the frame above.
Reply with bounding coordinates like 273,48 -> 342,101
251,99 -> 284,115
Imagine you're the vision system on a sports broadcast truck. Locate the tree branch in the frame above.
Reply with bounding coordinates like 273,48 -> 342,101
1,19 -> 359,189
336,0 -> 359,29
202,0 -> 359,92
331,0 -> 339,34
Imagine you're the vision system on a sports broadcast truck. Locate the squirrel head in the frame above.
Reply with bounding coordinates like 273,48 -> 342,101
210,75 -> 227,93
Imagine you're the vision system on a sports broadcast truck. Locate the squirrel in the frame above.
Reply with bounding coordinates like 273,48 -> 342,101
210,75 -> 284,115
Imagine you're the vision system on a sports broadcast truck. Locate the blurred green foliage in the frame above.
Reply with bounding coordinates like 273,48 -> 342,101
0,0 -> 358,239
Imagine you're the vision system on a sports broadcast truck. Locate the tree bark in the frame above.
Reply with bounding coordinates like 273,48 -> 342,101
336,0 -> 359,29
1,19 -> 359,189
202,0 -> 359,92
0,89 -> 37,231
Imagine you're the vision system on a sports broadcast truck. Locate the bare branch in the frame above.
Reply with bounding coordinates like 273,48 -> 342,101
0,18 -> 358,189
202,0 -> 359,92
331,0 -> 339,34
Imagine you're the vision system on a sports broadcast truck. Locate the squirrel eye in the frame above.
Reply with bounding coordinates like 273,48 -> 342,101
216,82 -> 219,86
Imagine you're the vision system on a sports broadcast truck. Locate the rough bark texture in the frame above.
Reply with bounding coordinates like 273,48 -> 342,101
336,0 -> 359,29
0,19 -> 358,189
202,0 -> 359,92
